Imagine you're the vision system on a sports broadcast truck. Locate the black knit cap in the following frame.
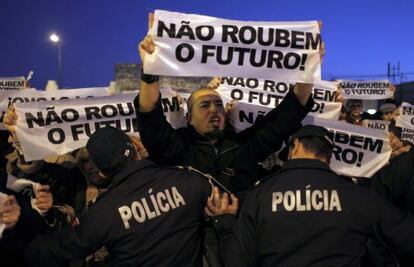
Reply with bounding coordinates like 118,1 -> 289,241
86,127 -> 136,175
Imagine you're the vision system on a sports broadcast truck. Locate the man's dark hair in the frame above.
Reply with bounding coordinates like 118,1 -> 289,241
186,88 -> 220,114
291,135 -> 333,163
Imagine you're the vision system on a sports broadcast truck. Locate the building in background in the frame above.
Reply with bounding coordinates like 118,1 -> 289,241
114,63 -> 211,94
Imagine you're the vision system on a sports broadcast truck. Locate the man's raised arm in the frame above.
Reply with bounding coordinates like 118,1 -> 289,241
138,13 -> 160,113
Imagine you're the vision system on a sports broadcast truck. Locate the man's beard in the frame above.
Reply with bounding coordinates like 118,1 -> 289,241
204,128 -> 224,140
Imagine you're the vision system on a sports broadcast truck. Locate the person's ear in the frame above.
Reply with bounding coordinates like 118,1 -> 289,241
289,138 -> 301,159
186,112 -> 193,125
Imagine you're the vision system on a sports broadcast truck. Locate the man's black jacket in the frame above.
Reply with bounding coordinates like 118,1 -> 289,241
135,89 -> 313,193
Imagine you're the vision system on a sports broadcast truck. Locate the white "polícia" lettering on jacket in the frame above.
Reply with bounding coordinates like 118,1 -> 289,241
118,186 -> 186,229
272,187 -> 342,212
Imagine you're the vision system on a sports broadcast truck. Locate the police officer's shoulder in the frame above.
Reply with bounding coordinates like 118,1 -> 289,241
173,165 -> 227,192
336,174 -> 355,184
166,165 -> 211,181
250,169 -> 283,190
166,165 -> 203,175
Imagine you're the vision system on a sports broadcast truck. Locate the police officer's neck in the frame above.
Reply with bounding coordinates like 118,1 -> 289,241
290,153 -> 328,164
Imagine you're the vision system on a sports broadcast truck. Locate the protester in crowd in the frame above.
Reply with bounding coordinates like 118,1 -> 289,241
206,125 -> 414,267
3,107 -> 85,212
378,102 -> 412,157
380,102 -> 398,122
25,127 -> 213,267
0,167 -> 64,267
341,99 -> 380,125
135,34 -> 314,194
4,103 -> 151,266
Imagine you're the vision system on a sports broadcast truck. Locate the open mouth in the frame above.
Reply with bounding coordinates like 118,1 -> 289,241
210,116 -> 220,127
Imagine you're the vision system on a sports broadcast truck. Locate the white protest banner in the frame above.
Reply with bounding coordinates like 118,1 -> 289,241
309,102 -> 342,120
312,80 -> 339,102
363,119 -> 390,132
145,10 -> 321,83
303,116 -> 391,177
218,78 -> 341,132
217,77 -> 292,107
310,80 -> 341,120
395,102 -> 414,130
227,100 -> 269,133
160,87 -> 188,128
339,80 -> 393,100
6,173 -> 36,193
218,77 -> 339,106
15,93 -> 137,161
0,76 -> 26,90
227,99 -> 341,133
400,128 -> 414,144
106,87 -> 188,129
1,89 -> 34,131
395,102 -> 414,144
0,87 -> 108,130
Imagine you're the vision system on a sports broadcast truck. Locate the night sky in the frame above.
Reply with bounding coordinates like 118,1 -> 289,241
1,0 -> 413,89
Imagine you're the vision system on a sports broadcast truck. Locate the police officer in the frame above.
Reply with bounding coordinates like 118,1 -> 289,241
206,125 -> 414,267
26,127 -> 213,267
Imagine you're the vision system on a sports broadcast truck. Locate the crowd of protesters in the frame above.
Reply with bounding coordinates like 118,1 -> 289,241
1,12 -> 414,267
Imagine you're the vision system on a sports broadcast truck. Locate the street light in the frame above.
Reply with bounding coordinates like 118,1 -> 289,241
49,33 -> 62,88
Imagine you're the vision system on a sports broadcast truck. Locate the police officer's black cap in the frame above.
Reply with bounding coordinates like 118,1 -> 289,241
278,125 -> 334,162
86,127 -> 136,175
291,125 -> 334,146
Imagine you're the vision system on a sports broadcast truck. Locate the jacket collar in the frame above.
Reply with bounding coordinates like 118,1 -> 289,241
187,125 -> 238,154
188,125 -> 212,143
279,158 -> 333,174
109,159 -> 157,188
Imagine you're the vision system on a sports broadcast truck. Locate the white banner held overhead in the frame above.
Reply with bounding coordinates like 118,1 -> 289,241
395,102 -> 414,130
339,80 -> 393,100
302,116 -> 391,178
145,10 -> 321,83
0,87 -> 109,130
0,76 -> 26,90
15,93 -> 137,162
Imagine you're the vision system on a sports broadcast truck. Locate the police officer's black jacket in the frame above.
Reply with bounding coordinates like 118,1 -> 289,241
212,159 -> 414,267
135,89 -> 313,193
26,160 -> 212,267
